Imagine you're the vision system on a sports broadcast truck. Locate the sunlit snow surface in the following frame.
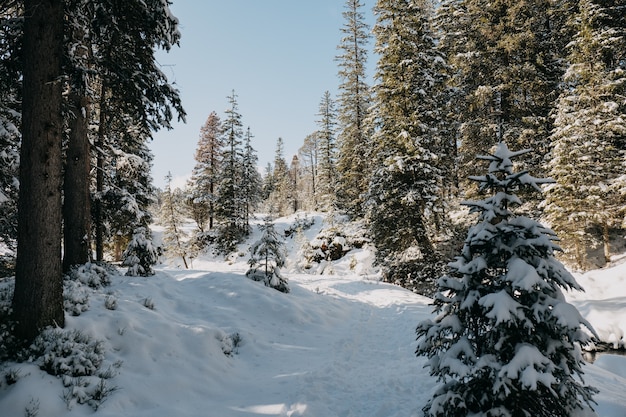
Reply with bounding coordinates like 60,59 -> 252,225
1,213 -> 625,417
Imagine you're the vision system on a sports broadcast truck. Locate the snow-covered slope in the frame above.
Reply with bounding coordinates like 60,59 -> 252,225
0,213 -> 625,416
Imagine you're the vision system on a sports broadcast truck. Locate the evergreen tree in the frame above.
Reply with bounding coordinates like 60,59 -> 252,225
335,0 -> 373,216
62,0 -> 95,271
543,0 -> 626,268
367,0 -> 450,289
215,90 -> 245,253
188,111 -> 223,232
90,0 -> 185,261
160,173 -> 189,269
298,132 -> 320,210
13,0 -> 65,342
101,122 -> 156,261
241,127 -> 263,226
246,216 -> 289,293
268,137 -> 294,216
316,91 -> 338,211
122,227 -> 158,277
416,143 -> 597,417
436,0 -> 565,184
0,3 -> 21,258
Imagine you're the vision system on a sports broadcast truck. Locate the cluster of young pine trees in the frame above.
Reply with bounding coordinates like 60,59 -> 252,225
158,91 -> 263,261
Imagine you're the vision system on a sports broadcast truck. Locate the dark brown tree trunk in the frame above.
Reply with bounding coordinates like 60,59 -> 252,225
13,0 -> 65,342
63,93 -> 92,271
95,85 -> 106,262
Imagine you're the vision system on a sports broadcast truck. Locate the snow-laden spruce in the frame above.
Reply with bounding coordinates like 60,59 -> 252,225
416,143 -> 598,417
246,216 -> 289,293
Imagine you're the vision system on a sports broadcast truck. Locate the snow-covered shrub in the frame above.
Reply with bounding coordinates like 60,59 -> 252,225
416,143 -> 598,417
61,375 -> 119,411
0,280 -> 17,361
66,262 -> 113,289
32,329 -> 105,378
63,263 -> 115,316
63,280 -> 90,316
283,214 -> 315,238
122,227 -> 158,276
218,331 -> 243,356
247,217 -> 289,293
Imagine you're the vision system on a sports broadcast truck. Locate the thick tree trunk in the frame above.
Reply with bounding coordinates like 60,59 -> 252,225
95,86 -> 106,262
63,94 -> 92,271
13,0 -> 65,342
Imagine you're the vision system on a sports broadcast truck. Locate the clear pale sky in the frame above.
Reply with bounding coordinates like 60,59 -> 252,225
151,0 -> 376,189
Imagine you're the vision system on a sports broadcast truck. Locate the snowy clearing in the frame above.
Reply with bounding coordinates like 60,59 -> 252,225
0,213 -> 625,416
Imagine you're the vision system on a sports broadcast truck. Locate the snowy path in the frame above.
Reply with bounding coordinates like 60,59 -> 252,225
2,259 -> 626,416
214,274 -> 435,417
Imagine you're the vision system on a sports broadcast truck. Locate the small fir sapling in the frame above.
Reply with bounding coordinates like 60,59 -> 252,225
246,217 -> 289,293
416,143 -> 598,417
122,227 -> 158,276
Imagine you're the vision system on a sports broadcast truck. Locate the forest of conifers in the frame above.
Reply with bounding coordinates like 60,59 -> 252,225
0,0 -> 624,342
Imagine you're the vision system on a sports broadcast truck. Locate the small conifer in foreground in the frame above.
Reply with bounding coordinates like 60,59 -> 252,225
247,217 -> 289,293
416,143 -> 598,417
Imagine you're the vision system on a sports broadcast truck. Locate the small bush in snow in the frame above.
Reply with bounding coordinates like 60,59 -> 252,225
31,329 -> 105,378
0,280 -> 18,361
24,397 -> 39,417
104,295 -> 118,310
122,227 -> 158,277
63,280 -> 90,316
3,366 -> 21,385
416,144 -> 598,417
62,376 -> 118,411
66,262 -> 113,289
142,297 -> 155,310
219,332 -> 243,356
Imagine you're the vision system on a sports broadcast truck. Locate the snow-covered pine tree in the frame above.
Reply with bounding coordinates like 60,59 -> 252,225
543,0 -> 626,269
246,217 -> 289,293
0,6 -> 20,259
436,0 -> 565,186
316,91 -> 338,212
215,90 -> 246,253
416,142 -> 598,417
298,132 -> 320,211
160,172 -> 189,269
267,137 -> 294,216
101,126 -> 156,261
241,127 -> 262,227
367,0 -> 450,292
335,0 -> 373,216
187,111 -> 224,233
90,0 -> 185,261
122,227 -> 158,277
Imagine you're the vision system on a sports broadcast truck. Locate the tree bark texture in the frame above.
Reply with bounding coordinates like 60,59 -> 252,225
63,94 -> 92,271
13,0 -> 65,342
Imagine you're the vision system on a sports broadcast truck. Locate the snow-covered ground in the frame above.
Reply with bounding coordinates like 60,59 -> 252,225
0,213 -> 625,416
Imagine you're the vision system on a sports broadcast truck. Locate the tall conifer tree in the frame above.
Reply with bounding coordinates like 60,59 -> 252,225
437,0 -> 564,183
367,0 -> 450,284
544,0 -> 626,268
188,111 -> 223,232
335,0 -> 372,216
316,91 -> 338,211
215,91 -> 245,252
13,0 -> 65,342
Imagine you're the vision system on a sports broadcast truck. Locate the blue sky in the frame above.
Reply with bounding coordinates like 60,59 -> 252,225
151,1 -> 376,188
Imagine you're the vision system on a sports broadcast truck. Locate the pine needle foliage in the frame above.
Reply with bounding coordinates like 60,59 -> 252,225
416,143 -> 598,417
